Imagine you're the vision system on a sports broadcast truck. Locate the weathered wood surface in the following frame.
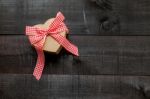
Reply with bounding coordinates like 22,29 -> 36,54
0,0 -> 150,35
0,36 -> 150,76
0,0 -> 150,99
0,74 -> 150,99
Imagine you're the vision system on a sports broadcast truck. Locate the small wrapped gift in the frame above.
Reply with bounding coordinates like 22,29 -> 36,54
26,12 -> 79,80
34,18 -> 67,54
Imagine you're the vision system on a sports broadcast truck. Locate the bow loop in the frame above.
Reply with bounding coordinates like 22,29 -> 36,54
26,26 -> 38,36
48,12 -> 65,31
47,22 -> 69,34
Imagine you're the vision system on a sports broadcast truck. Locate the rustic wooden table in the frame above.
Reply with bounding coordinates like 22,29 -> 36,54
0,0 -> 150,99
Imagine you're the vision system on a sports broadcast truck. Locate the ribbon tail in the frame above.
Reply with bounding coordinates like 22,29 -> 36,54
52,34 -> 79,56
33,48 -> 45,80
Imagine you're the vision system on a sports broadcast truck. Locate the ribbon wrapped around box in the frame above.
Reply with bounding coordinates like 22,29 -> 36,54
25,12 -> 79,80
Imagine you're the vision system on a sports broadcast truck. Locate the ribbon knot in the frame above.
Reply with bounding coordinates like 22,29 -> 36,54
26,12 -> 79,80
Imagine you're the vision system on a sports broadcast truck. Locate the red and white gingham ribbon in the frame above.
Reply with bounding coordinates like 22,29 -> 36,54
25,12 -> 79,80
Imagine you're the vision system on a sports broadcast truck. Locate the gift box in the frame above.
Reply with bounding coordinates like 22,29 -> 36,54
26,12 -> 79,80
34,18 -> 67,54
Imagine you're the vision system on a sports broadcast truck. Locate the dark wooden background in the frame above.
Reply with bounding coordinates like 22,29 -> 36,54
0,0 -> 150,99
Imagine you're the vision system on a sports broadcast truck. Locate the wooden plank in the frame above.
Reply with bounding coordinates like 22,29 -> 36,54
0,74 -> 149,99
0,35 -> 150,75
0,74 -> 48,99
0,0 -> 150,35
112,0 -> 150,35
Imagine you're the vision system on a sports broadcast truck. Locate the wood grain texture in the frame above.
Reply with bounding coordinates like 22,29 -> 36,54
0,35 -> 150,76
0,0 -> 150,35
0,0 -> 150,98
0,74 -> 150,99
